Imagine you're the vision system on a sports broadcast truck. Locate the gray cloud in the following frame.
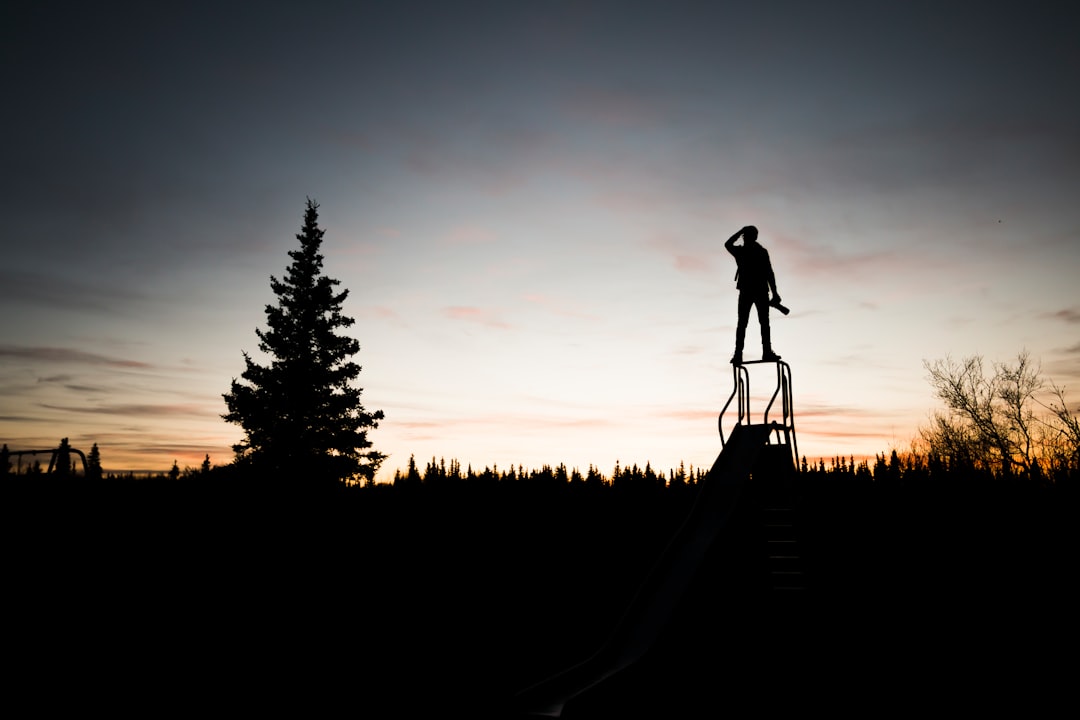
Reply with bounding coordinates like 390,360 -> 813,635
37,374 -> 73,384
0,271 -> 148,317
0,345 -> 152,369
63,384 -> 109,394
39,403 -> 213,418
1047,308 -> 1080,324
0,415 -> 51,423
774,233 -> 903,279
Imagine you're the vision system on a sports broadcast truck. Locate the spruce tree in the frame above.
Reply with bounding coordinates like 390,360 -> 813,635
223,199 -> 384,485
87,443 -> 103,480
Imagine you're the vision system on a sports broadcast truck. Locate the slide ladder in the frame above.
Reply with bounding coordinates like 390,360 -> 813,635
514,423 -> 776,717
719,360 -> 803,592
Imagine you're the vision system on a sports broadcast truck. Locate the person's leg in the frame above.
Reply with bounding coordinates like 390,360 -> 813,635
733,293 -> 751,363
756,294 -> 780,360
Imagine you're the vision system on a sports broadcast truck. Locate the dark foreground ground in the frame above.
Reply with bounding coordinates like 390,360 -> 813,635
3,475 -> 1074,717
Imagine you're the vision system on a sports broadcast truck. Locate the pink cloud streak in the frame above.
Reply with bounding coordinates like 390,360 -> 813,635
443,306 -> 512,329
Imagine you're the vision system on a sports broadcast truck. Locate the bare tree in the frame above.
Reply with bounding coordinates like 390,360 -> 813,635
1039,384 -> 1080,472
922,351 -> 1078,476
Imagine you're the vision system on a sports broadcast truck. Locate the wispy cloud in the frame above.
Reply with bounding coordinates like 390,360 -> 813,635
36,374 -> 116,394
443,306 -> 512,329
327,130 -> 372,151
658,408 -> 717,422
592,189 -> 672,215
561,87 -> 667,129
801,426 -> 906,442
132,442 -> 227,456
1045,343 -> 1080,389
0,414 -> 52,423
393,407 -> 618,432
64,384 -> 109,394
522,293 -> 597,320
396,124 -> 546,195
39,403 -> 214,418
796,401 -> 911,420
363,305 -> 409,328
37,374 -> 74,384
444,225 -> 498,245
0,271 -> 147,316
660,403 -> 905,429
772,232 -> 901,278
1046,307 -> 1080,324
646,233 -> 717,275
0,345 -> 152,368
393,420 -> 443,431
811,112 -> 1080,205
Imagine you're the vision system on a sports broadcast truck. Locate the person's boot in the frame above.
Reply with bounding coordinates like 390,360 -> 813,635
761,322 -> 779,362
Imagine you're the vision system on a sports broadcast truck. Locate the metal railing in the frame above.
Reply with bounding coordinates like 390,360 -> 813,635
4,444 -> 89,476
718,359 -> 798,467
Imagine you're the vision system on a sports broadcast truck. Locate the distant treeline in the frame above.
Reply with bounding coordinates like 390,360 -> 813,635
385,446 -> 1077,490
389,454 -> 707,490
5,442 -> 1076,489
800,448 -> 1077,487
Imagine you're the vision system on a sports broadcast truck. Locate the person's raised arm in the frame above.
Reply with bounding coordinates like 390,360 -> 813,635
724,227 -> 744,255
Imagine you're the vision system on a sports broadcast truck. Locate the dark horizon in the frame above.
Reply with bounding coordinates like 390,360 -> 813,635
5,438 -> 1071,717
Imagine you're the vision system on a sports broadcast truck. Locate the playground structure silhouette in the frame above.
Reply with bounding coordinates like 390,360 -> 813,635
515,356 -> 800,717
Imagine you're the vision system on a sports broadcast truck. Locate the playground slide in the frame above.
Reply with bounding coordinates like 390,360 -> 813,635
514,423 -> 774,717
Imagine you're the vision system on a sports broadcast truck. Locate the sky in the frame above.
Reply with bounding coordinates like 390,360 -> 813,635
2,1 -> 1078,480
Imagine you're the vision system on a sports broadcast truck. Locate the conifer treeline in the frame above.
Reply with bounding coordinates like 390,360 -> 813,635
390,454 -> 708,490
388,448 -> 1077,490
5,442 -> 1075,487
799,448 -> 1076,486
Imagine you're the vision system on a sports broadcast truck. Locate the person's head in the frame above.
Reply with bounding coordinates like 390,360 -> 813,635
743,225 -> 759,243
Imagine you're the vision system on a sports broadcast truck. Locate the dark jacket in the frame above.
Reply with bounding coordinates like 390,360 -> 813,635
728,242 -> 775,295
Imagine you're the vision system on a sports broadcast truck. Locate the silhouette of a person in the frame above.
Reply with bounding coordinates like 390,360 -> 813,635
725,225 -> 781,364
